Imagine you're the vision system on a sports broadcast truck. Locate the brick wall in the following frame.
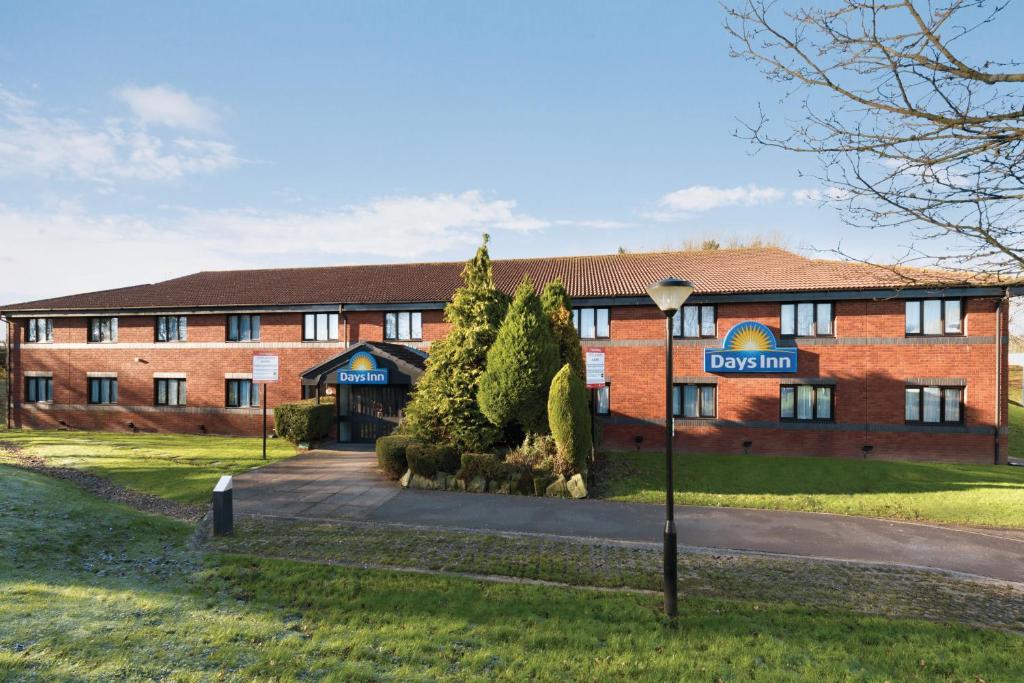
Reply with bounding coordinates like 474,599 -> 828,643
8,296 -> 1010,463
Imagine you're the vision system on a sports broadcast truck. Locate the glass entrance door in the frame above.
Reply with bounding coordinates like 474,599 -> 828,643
337,384 -> 409,443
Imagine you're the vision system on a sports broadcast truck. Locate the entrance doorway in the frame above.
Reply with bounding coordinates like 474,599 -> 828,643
337,384 -> 410,443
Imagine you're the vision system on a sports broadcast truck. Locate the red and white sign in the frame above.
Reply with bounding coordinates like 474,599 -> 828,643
252,354 -> 279,383
585,348 -> 605,389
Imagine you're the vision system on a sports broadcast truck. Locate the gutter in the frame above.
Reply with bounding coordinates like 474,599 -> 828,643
995,289 -> 1009,465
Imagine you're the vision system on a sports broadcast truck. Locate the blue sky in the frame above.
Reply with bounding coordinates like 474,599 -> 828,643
1,0 -> 1019,323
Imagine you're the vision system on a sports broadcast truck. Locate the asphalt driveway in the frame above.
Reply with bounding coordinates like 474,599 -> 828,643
233,447 -> 1024,583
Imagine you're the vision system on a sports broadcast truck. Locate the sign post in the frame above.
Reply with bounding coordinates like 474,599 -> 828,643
584,348 -> 605,470
252,354 -> 279,460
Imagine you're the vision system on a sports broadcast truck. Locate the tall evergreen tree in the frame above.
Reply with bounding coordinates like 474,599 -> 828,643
402,235 -> 508,451
540,278 -> 584,380
547,363 -> 593,475
478,275 -> 561,436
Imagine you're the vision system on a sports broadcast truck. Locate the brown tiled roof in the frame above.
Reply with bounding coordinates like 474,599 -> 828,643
0,248 -> 1006,313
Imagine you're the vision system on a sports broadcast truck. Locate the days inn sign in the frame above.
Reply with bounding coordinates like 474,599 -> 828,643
704,321 -> 797,374
337,351 -> 389,384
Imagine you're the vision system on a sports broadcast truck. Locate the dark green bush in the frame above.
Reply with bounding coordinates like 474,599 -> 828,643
376,435 -> 416,479
273,399 -> 334,445
457,452 -> 510,481
547,363 -> 593,475
406,443 -> 460,477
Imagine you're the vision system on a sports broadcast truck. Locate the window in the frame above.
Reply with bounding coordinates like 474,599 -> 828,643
672,305 -> 716,338
304,312 -> 339,341
672,384 -> 716,418
155,378 -> 187,406
88,377 -> 118,405
156,316 -> 187,342
88,317 -> 118,343
572,307 -> 610,339
905,386 -> 962,424
301,384 -> 319,400
384,311 -> 423,341
226,379 -> 260,407
780,385 -> 833,421
25,377 -> 52,403
227,314 -> 261,341
25,318 -> 53,343
595,383 -> 610,415
905,299 -> 962,336
780,303 -> 833,337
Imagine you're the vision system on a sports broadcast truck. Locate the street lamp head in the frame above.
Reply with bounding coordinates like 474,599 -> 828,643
646,277 -> 695,316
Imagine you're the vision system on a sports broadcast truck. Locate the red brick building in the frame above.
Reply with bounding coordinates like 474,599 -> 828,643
1,248 -> 1015,464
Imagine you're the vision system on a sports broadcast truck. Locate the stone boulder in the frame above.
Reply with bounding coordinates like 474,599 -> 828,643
399,469 -> 413,488
466,476 -> 487,493
409,473 -> 436,490
567,473 -> 588,499
545,475 -> 569,498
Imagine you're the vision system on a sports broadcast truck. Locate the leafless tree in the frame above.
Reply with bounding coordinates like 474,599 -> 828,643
725,0 -> 1024,279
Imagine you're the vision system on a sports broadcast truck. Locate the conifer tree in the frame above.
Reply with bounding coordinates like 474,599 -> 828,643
540,278 -> 584,380
402,235 -> 508,451
478,275 -> 561,435
547,363 -> 593,475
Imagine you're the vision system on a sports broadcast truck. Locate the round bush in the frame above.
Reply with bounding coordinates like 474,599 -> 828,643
376,435 -> 416,479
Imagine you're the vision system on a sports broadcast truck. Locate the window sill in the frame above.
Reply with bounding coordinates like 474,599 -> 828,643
225,340 -> 262,343
780,419 -> 835,424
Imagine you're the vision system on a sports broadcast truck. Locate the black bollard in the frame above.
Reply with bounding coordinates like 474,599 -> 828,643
212,475 -> 233,536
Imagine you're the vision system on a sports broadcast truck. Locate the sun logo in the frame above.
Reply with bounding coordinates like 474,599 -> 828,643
724,322 -> 774,351
348,352 -> 378,371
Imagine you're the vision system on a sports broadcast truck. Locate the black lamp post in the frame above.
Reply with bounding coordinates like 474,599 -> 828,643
646,277 -> 695,618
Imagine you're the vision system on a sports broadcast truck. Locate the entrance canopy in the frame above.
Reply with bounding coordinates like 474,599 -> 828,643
300,341 -> 427,388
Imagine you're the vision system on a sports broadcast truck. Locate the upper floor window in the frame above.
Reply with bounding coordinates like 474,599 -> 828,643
595,383 -> 610,415
226,379 -> 260,407
780,384 -> 833,421
384,311 -> 422,341
905,386 -> 962,424
304,312 -> 339,341
25,376 -> 52,403
88,377 -> 118,404
781,302 -> 833,337
88,317 -> 118,343
905,299 -> 962,336
25,318 -> 53,343
156,315 -> 187,342
672,305 -> 715,338
155,378 -> 187,406
227,314 -> 261,342
673,383 -> 716,418
572,307 -> 610,340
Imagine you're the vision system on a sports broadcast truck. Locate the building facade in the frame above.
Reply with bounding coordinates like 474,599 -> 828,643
1,248 -> 1014,464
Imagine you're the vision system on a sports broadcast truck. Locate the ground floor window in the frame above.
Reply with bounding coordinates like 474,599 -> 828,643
155,378 -> 187,406
594,383 -> 610,415
226,379 -> 260,407
780,384 -> 832,421
673,384 -> 716,418
25,376 -> 52,402
88,377 -> 118,404
302,384 -> 319,400
905,386 -> 962,424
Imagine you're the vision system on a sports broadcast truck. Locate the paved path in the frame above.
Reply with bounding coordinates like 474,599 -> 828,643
234,448 -> 1024,582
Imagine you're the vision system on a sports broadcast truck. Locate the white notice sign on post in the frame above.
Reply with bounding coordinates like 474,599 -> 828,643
252,354 -> 279,383
585,348 -> 605,389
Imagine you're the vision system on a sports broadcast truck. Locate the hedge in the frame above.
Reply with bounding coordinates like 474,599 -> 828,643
406,443 -> 460,477
273,399 -> 334,445
376,435 -> 416,479
457,452 -> 511,481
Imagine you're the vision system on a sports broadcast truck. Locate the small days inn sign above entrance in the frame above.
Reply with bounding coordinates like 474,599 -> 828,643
337,351 -> 389,385
704,321 -> 797,374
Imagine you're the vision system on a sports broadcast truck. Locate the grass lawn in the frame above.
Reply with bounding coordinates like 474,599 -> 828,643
0,429 -> 295,505
2,465 -> 1022,681
595,452 -> 1024,528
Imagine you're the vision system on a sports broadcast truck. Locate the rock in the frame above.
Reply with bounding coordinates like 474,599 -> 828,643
399,470 -> 413,488
532,474 -> 553,497
545,475 -> 568,498
512,472 -> 533,495
454,477 -> 467,491
409,473 -> 435,490
492,479 -> 511,495
567,473 -> 588,499
467,476 -> 487,493
431,472 -> 449,490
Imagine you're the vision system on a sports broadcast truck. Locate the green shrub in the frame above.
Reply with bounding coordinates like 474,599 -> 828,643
547,363 -> 593,476
406,443 -> 460,477
478,276 -> 561,435
273,399 -> 334,445
376,435 -> 416,479
504,433 -> 558,471
457,452 -> 510,481
541,278 -> 584,380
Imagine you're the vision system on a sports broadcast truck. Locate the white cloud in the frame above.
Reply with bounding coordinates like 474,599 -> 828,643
113,84 -> 220,132
0,192 -> 548,305
658,184 -> 785,213
0,85 -> 240,183
792,187 -> 851,204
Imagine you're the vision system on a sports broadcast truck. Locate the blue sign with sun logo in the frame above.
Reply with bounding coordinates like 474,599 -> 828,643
704,321 -> 797,373
337,351 -> 389,384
